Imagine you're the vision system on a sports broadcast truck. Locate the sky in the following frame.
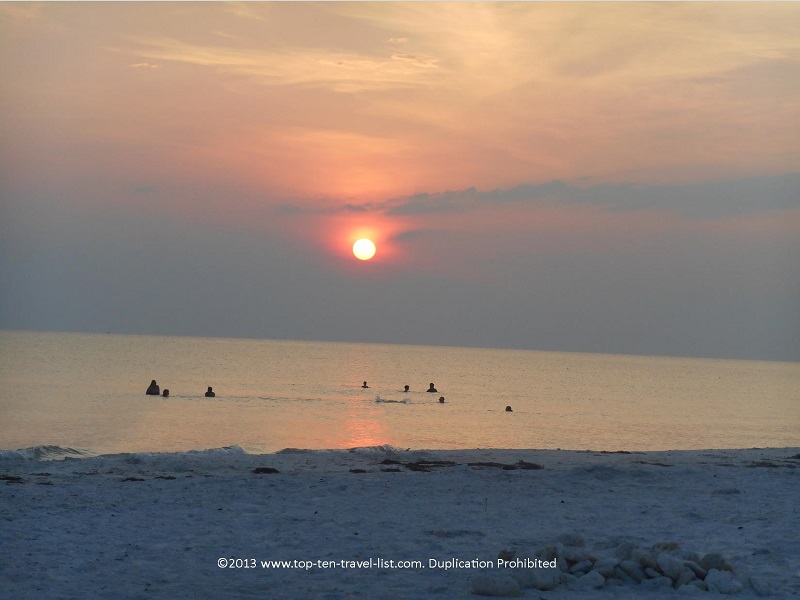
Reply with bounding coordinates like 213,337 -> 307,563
1,2 -> 799,362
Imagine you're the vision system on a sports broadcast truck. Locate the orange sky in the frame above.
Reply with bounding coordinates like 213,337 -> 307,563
1,2 -> 798,359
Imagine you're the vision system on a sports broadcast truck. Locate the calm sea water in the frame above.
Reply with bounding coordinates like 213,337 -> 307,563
0,331 -> 797,456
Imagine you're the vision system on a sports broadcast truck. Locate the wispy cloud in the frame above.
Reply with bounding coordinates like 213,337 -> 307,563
116,36 -> 440,93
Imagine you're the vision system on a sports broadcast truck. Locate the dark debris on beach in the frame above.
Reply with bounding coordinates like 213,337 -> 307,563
377,459 -> 544,472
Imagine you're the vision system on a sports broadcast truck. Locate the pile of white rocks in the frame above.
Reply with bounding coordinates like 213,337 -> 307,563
471,534 -> 771,597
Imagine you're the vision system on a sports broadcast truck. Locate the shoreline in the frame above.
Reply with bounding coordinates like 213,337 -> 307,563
3,446 -> 798,598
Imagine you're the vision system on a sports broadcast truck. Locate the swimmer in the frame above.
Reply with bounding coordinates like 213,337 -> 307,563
427,383 -> 438,393
505,405 -> 513,412
205,386 -> 216,398
439,396 -> 445,403
362,381 -> 369,389
162,389 -> 169,397
146,380 -> 160,396
403,385 -> 410,393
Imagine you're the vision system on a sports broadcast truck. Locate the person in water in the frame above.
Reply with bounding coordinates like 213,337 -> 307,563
403,385 -> 410,393
505,405 -> 513,412
146,380 -> 160,395
205,386 -> 215,397
162,389 -> 169,397
439,396 -> 445,403
427,383 -> 438,393
362,381 -> 369,389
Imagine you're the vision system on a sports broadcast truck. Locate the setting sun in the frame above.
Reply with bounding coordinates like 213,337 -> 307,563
352,238 -> 376,261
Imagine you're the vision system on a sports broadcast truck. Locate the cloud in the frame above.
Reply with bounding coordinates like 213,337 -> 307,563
116,36 -> 440,93
270,173 -> 800,222
129,62 -> 160,69
571,174 -> 800,219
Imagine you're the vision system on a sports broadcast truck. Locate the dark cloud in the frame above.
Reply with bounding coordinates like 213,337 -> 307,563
266,173 -> 800,221
579,173 -> 800,218
385,172 -> 800,220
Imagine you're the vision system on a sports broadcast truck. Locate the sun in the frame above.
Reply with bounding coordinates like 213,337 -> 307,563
352,238 -> 376,261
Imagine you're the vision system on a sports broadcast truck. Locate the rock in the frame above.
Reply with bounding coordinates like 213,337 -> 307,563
471,573 -> 521,597
562,545 -> 592,562
645,567 -> 662,579
592,558 -> 618,578
657,552 -> 687,581
497,549 -> 515,561
569,559 -> 592,575
699,552 -> 729,572
706,569 -> 744,594
619,560 -> 646,583
749,574 -> 771,597
711,487 -> 742,495
641,576 -> 673,589
679,583 -> 705,594
632,548 -> 659,570
602,576 -> 623,589
675,567 -> 697,588
614,566 -> 638,585
555,533 -> 586,547
574,570 -> 605,588
615,541 -> 638,560
689,579 -> 708,591
684,560 -> 707,579
560,572 -> 578,586
538,543 -> 561,563
510,568 -> 560,591
683,551 -> 701,563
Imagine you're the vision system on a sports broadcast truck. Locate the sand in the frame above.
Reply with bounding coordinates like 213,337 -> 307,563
2,446 -> 798,599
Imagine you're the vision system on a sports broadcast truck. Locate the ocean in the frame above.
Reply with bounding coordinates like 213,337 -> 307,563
0,330 -> 797,457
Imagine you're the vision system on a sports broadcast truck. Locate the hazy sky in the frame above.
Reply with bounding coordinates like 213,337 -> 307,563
1,2 -> 799,361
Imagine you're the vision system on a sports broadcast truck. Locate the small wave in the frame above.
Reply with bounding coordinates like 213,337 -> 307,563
186,445 -> 246,456
347,444 -> 406,454
0,445 -> 96,461
375,395 -> 409,404
97,446 -> 249,460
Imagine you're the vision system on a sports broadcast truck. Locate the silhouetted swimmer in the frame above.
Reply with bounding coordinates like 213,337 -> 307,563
362,381 -> 369,389
205,386 -> 216,398
146,380 -> 160,396
162,389 -> 169,397
403,385 -> 410,393
505,405 -> 513,412
439,396 -> 445,403
427,383 -> 438,393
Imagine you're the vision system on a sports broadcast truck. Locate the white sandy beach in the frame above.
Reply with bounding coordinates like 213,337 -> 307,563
2,446 -> 798,599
